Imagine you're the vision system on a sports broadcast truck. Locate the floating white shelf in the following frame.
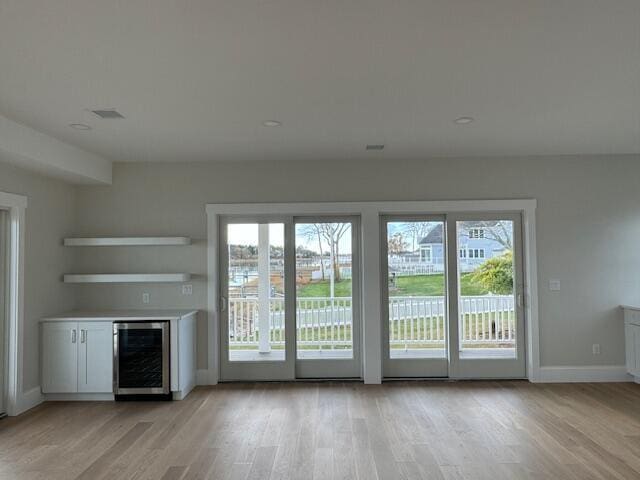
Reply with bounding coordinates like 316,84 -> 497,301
63,273 -> 191,284
64,236 -> 191,247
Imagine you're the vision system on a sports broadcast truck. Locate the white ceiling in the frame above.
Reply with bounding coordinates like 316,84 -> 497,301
0,0 -> 639,163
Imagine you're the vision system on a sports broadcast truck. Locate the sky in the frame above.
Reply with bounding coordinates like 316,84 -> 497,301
226,221 -> 445,254
227,222 -> 353,254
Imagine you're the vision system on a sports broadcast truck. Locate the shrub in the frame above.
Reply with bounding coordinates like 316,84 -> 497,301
471,252 -> 513,295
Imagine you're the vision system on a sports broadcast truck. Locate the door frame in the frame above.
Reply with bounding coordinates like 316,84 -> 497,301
206,199 -> 539,385
0,191 -> 28,416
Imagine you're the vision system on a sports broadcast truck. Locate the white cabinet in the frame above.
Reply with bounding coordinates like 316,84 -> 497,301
42,321 -> 113,394
41,311 -> 198,400
623,306 -> 640,383
78,322 -> 113,393
42,322 -> 78,393
625,323 -> 640,378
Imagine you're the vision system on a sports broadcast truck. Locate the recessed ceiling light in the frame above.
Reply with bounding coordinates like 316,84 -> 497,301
366,144 -> 385,150
91,109 -> 125,119
262,120 -> 282,127
69,123 -> 92,130
454,116 -> 474,125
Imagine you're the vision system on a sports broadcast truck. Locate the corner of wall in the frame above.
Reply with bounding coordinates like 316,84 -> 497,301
12,386 -> 44,416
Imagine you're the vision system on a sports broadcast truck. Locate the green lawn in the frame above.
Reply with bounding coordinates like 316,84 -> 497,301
297,273 -> 487,297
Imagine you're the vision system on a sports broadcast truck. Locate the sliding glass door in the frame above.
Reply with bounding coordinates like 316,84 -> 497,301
382,213 -> 526,379
219,212 -> 524,381
219,215 -> 361,381
295,217 -> 361,378
448,213 -> 525,378
382,217 -> 448,377
220,217 -> 295,380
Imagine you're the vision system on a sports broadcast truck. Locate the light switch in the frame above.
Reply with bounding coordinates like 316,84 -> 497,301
549,279 -> 561,291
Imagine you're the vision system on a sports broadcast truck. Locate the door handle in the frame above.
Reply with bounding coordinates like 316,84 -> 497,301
71,329 -> 77,343
220,296 -> 228,311
81,329 -> 86,343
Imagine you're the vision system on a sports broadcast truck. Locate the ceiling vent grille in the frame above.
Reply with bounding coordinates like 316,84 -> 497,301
366,144 -> 385,150
91,109 -> 125,119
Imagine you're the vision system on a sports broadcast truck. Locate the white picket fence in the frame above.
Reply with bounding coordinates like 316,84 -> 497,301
228,295 -> 515,350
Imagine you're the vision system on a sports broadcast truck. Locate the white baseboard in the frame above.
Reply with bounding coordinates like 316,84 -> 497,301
535,365 -> 633,383
180,367 -> 637,386
13,386 -> 44,415
174,376 -> 196,400
45,393 -> 115,401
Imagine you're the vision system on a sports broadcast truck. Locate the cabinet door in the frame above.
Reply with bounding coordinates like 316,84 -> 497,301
78,322 -> 114,393
633,325 -> 640,377
42,322 -> 78,393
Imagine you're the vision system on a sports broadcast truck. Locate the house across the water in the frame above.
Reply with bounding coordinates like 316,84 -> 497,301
390,223 -> 511,275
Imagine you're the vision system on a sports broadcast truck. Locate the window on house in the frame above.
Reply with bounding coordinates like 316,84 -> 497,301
466,248 -> 485,259
469,228 -> 485,239
459,248 -> 466,258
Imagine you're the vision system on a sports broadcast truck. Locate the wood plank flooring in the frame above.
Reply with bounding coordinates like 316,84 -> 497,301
1,381 -> 640,479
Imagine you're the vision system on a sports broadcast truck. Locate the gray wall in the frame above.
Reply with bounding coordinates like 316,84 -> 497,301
74,155 -> 640,370
0,162 -> 76,391
5,154 -> 636,391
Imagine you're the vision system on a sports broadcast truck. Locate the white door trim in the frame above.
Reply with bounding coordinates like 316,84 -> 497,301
0,191 -> 33,415
206,199 -> 538,384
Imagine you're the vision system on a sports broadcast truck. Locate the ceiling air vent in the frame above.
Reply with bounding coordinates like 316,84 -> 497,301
91,109 -> 125,119
366,144 -> 385,150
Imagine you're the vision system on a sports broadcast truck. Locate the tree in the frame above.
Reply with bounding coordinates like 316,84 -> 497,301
229,244 -> 257,260
298,224 -> 326,280
470,252 -> 513,294
319,223 -> 350,282
270,245 -> 284,258
297,222 -> 350,291
459,221 -> 512,250
296,245 -> 316,258
388,232 -> 407,254
402,222 -> 432,252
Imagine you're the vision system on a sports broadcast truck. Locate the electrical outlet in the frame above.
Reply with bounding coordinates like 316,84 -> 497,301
549,279 -> 561,291
592,343 -> 601,355
182,284 -> 193,295
142,292 -> 150,304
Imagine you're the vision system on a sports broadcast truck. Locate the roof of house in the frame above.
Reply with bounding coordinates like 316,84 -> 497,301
419,224 -> 443,245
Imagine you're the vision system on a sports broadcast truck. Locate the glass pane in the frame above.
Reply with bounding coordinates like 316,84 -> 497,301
118,328 -> 164,388
295,222 -> 353,359
456,220 -> 516,358
386,221 -> 446,359
227,223 -> 285,362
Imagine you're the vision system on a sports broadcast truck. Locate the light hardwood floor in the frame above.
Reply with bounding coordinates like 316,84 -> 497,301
1,381 -> 640,479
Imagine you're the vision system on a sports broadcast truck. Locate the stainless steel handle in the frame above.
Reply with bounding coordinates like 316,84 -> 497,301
81,329 -> 86,343
71,329 -> 77,343
220,296 -> 228,311
517,293 -> 525,308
